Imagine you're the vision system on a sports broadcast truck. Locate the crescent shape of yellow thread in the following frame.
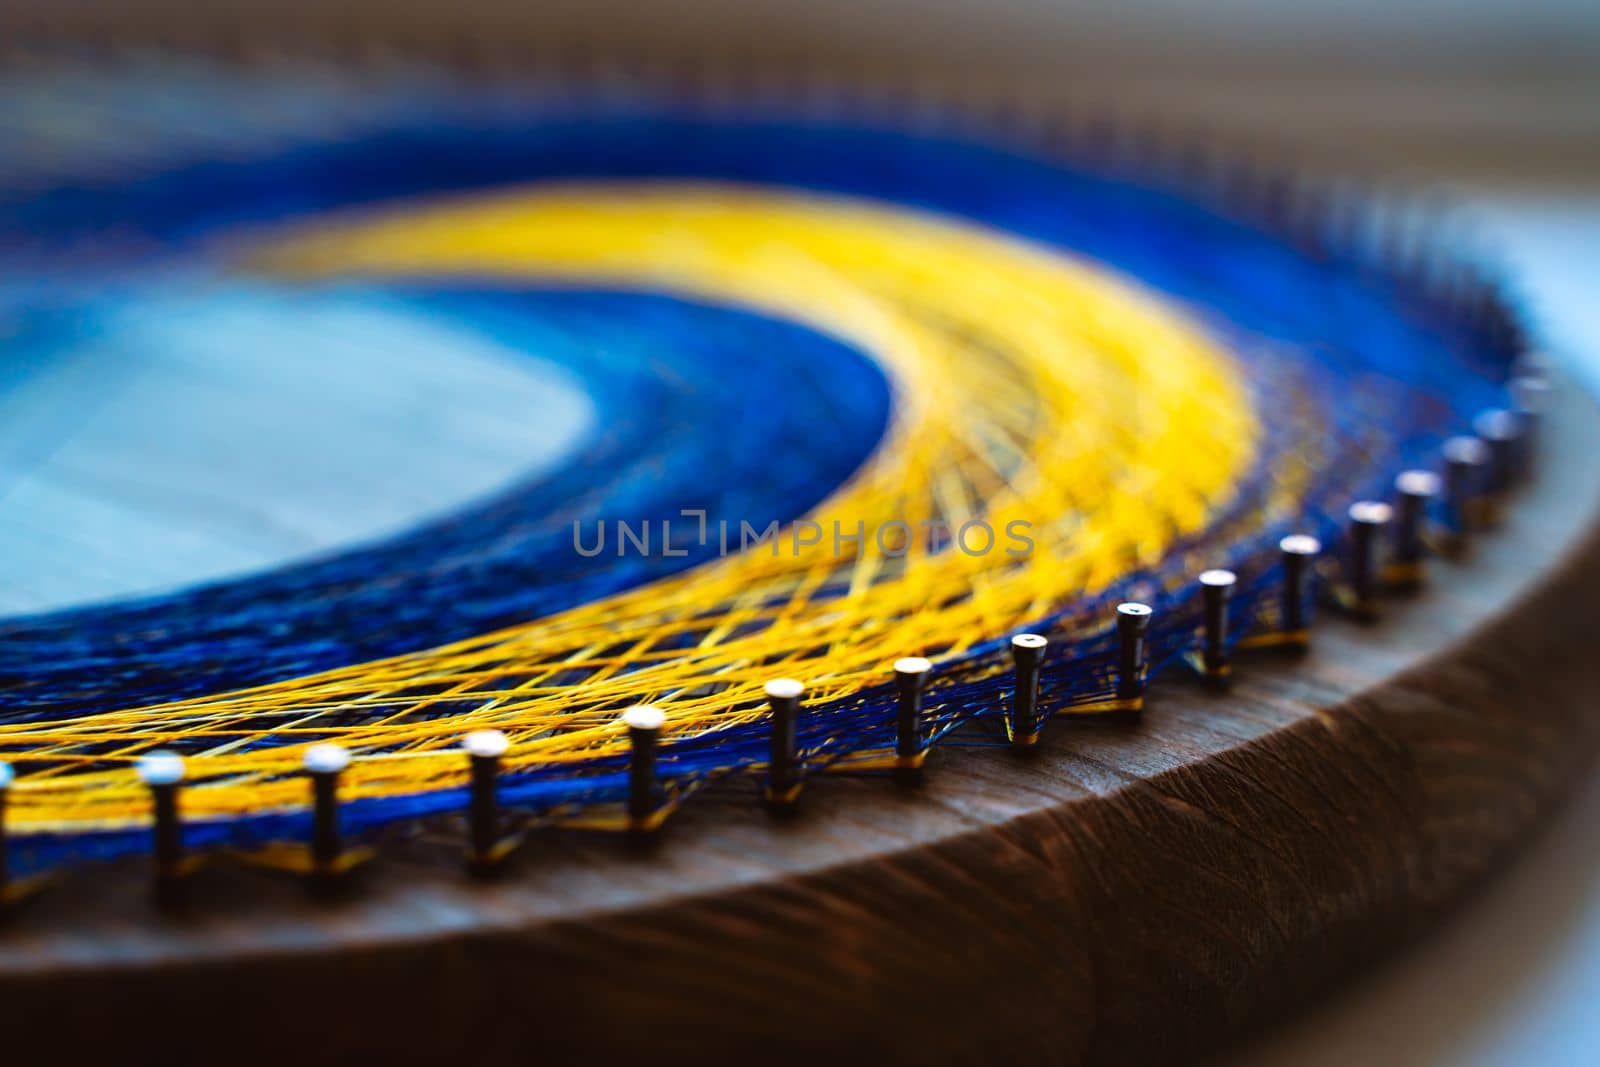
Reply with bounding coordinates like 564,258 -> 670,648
4,184 -> 1258,831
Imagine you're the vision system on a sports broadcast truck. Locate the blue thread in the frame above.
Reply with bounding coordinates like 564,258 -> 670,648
0,77 -> 1521,874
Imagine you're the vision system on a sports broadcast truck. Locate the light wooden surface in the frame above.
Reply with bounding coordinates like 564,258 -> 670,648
0,286 -> 594,614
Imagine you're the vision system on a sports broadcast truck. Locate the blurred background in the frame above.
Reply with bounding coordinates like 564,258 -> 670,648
5,1 -> 1599,1062
10,0 -> 1597,384
8,1 -> 1598,174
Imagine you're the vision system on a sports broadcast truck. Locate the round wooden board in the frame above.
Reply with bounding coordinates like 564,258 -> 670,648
1,378 -> 1595,1065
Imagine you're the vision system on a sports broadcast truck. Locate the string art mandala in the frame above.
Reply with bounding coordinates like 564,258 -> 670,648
0,60 -> 1531,885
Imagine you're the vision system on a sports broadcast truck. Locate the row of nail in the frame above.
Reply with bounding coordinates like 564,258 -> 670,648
0,377 -> 1547,909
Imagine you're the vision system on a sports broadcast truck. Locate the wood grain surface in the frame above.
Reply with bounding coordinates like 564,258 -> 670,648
0,374 -> 1593,1065
0,294 -> 594,614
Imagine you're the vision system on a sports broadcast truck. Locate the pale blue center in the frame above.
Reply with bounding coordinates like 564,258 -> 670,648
0,286 -> 595,613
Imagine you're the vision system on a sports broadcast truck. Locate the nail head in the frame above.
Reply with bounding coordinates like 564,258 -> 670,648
764,678 -> 805,701
1280,534 -> 1321,556
303,743 -> 351,775
463,730 -> 510,759
137,751 -> 186,787
622,705 -> 665,732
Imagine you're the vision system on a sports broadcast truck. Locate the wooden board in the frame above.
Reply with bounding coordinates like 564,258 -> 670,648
0,376 -> 1593,1065
0,297 -> 594,614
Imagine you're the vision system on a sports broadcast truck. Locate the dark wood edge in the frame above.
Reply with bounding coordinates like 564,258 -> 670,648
0,379 -> 1593,1066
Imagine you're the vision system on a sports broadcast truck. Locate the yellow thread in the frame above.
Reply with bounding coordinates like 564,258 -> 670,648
234,842 -> 371,876
1381,562 -> 1425,586
1061,696 -> 1143,715
762,782 -> 805,807
822,750 -> 928,773
472,835 -> 524,865
1,872 -> 53,904
3,184 -> 1262,833
1182,651 -> 1233,677
1236,630 -> 1310,650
